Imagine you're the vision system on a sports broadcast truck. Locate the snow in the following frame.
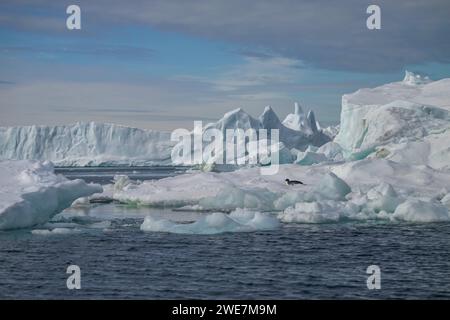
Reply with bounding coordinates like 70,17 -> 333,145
0,160 -> 102,230
140,209 -> 280,234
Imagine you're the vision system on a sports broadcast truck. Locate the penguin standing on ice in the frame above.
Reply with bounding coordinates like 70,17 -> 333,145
285,178 -> 304,186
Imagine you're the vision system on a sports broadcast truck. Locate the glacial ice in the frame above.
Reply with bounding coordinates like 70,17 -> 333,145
171,105 -> 330,166
0,105 -> 330,167
107,154 -> 450,223
333,71 -> 450,170
31,227 -> 82,235
278,201 -> 358,223
294,150 -> 329,165
73,72 -> 450,225
0,160 -> 102,230
140,209 -> 280,234
310,172 -> 351,201
198,186 -> 279,211
0,122 -> 175,166
282,102 -> 322,136
3,71 -> 450,228
403,70 -> 432,86
393,199 -> 450,222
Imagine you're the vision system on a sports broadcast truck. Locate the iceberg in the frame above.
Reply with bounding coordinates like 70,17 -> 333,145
0,160 -> 102,230
334,71 -> 450,170
172,105 -> 331,165
0,106 -> 330,167
0,122 -> 175,166
259,105 -> 330,150
282,102 -> 317,134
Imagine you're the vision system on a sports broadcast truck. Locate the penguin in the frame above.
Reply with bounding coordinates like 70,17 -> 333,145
285,178 -> 304,185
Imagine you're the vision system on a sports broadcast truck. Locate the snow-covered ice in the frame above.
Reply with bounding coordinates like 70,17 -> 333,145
393,199 -> 449,223
101,156 -> 450,223
0,160 -> 102,230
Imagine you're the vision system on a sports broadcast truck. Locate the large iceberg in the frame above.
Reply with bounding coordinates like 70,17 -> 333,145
171,105 -> 330,165
0,106 -> 330,167
0,160 -> 102,230
0,122 -> 175,166
334,71 -> 450,170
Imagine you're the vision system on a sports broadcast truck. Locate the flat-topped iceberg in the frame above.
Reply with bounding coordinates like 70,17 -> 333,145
0,160 -> 102,230
0,122 -> 175,166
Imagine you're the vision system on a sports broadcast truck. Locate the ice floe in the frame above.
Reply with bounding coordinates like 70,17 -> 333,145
140,209 -> 280,234
0,160 -> 102,230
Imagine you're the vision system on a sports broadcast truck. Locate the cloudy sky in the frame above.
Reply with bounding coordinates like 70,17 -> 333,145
1,0 -> 450,130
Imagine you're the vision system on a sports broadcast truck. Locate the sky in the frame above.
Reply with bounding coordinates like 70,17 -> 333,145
1,0 -> 450,130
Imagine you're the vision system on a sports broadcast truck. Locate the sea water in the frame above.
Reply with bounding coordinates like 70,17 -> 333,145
0,167 -> 449,299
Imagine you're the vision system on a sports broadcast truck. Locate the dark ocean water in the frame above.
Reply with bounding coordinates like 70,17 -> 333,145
54,166 -> 189,184
1,167 -> 450,299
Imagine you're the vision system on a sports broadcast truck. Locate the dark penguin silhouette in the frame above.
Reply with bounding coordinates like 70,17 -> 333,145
285,178 -> 304,186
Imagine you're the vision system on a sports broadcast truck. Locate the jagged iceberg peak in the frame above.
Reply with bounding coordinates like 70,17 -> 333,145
223,107 -> 246,118
282,102 -> 318,134
403,70 -> 432,86
259,105 -> 283,129
306,110 -> 318,133
294,102 -> 304,115
213,107 -> 261,131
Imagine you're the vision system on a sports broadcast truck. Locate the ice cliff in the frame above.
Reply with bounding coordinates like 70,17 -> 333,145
0,122 -> 175,166
321,71 -> 450,170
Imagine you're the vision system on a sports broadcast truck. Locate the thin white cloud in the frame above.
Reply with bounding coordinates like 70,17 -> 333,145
211,56 -> 303,91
